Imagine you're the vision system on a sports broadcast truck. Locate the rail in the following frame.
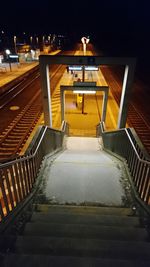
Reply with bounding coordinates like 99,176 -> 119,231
0,121 -> 69,229
97,122 -> 150,206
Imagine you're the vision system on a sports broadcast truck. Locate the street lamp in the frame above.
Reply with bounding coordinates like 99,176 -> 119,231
36,36 -> 39,48
5,49 -> 12,71
81,36 -> 90,55
30,36 -> 33,45
81,36 -> 90,82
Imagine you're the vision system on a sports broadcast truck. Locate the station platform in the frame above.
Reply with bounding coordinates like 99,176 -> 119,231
49,50 -> 120,135
0,49 -> 121,154
0,50 -> 61,88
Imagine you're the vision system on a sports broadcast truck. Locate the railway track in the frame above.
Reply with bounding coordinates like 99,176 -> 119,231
0,49 -> 76,161
0,64 -> 66,161
0,91 -> 42,160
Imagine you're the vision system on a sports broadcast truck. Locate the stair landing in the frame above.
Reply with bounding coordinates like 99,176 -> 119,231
40,137 -> 130,206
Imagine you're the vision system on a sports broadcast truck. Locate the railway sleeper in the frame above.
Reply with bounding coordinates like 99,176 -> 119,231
0,147 -> 16,151
12,129 -> 29,133
0,152 -> 14,156
6,136 -> 22,140
1,143 -> 18,147
19,120 -> 35,123
15,125 -> 29,128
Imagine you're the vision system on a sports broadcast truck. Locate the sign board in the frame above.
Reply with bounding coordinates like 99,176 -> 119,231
69,66 -> 98,71
73,82 -> 97,87
9,54 -> 19,62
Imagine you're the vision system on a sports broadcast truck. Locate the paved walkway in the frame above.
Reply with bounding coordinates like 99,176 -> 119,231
41,137 -> 128,206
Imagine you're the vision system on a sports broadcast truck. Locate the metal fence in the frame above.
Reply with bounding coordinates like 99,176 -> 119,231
0,123 -> 68,224
97,122 -> 150,206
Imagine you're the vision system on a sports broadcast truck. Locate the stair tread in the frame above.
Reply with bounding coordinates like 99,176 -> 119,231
14,236 -> 150,259
24,222 -> 148,241
31,212 -> 140,227
34,204 -> 133,216
2,254 -> 150,267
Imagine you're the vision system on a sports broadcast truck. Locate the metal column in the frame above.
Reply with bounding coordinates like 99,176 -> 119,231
118,63 -> 135,128
101,88 -> 109,123
39,63 -> 52,127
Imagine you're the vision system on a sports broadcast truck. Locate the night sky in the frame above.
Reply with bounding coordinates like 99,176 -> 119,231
1,0 -> 150,60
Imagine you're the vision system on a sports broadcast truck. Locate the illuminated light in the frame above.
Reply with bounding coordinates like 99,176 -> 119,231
5,49 -> 11,55
81,36 -> 90,44
10,106 -> 20,111
73,90 -> 96,94
68,66 -> 98,71
85,66 -> 98,71
9,55 -> 19,58
69,66 -> 82,71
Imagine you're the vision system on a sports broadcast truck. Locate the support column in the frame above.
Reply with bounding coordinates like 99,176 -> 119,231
118,63 -> 135,128
82,66 -> 85,82
60,87 -> 65,122
101,88 -> 109,122
40,63 -> 52,127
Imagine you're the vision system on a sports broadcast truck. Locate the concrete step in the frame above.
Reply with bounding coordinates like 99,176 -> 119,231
34,204 -> 134,216
2,254 -> 150,267
31,211 -> 140,227
23,222 -> 148,241
14,236 -> 150,259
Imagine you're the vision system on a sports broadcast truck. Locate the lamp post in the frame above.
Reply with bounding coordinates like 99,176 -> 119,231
81,36 -> 90,55
81,36 -> 90,82
14,36 -> 17,53
5,49 -> 12,71
36,36 -> 39,48
30,36 -> 33,45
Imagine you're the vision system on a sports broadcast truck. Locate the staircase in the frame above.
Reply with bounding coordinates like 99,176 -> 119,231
1,137 -> 150,266
1,204 -> 150,266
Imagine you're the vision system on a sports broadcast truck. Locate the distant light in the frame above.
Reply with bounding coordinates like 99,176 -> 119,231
81,36 -> 90,44
69,66 -> 82,71
5,49 -> 11,55
73,90 -> 96,94
68,66 -> 98,71
85,66 -> 98,71
9,55 -> 19,58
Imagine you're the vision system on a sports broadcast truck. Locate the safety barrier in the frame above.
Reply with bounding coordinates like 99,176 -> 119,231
97,122 -> 150,206
0,122 -> 68,226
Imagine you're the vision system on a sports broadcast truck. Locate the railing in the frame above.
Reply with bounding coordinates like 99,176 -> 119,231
0,122 -> 68,227
97,122 -> 150,206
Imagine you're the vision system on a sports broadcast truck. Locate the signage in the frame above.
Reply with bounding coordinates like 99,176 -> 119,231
68,66 -> 98,71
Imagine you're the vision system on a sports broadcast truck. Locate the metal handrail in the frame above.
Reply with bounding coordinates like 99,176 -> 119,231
0,122 -> 69,224
97,122 -> 150,206
0,127 -> 47,168
98,122 -> 150,164
0,124 -> 67,168
125,129 -> 150,165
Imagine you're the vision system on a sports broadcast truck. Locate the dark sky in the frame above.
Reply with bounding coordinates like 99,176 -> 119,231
1,0 -> 150,56
1,0 -> 149,34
